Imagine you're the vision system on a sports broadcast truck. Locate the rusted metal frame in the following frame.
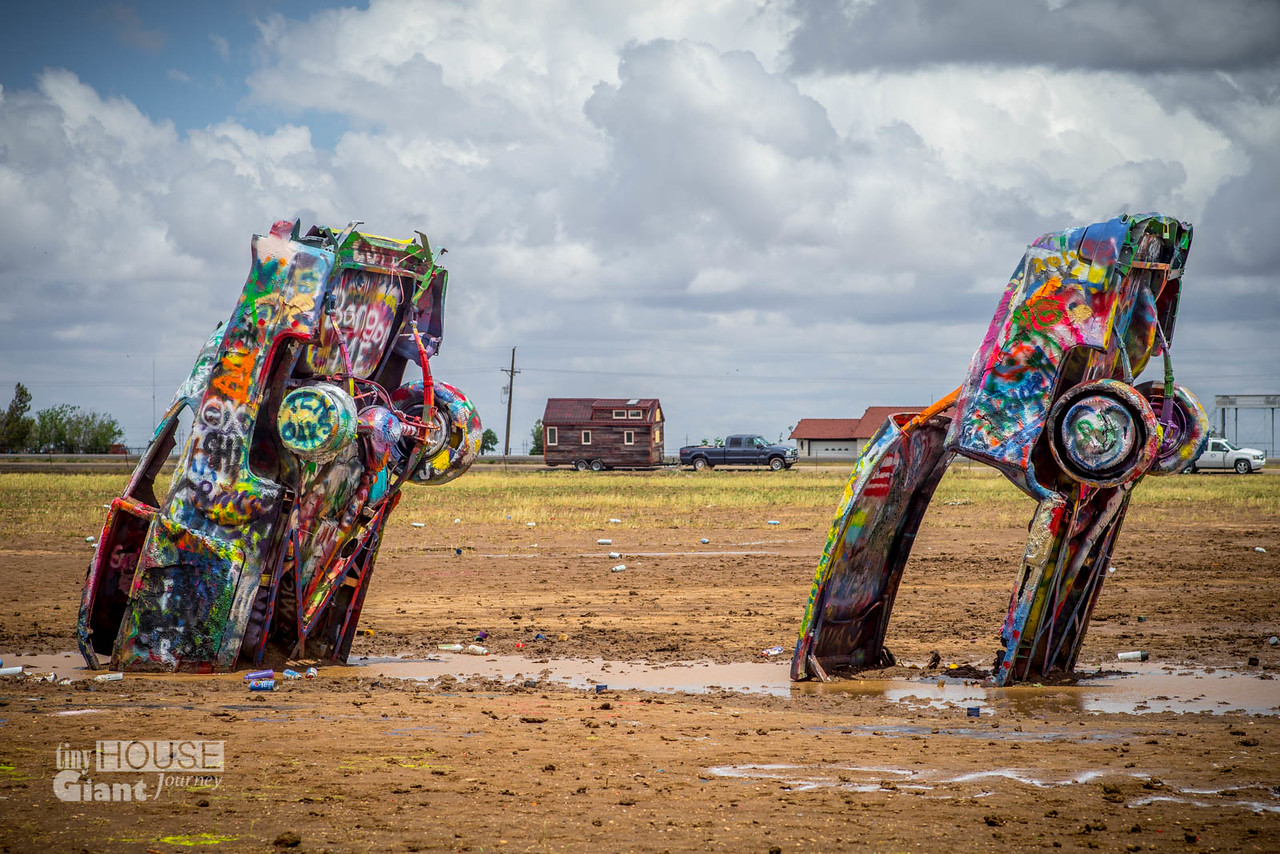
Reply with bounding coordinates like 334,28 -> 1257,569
1038,487 -> 1128,675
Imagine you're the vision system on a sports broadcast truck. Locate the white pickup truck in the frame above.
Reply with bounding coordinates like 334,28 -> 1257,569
1192,437 -> 1267,473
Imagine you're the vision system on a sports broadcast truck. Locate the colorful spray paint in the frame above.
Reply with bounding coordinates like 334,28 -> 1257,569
77,220 -> 482,673
793,213 -> 1209,686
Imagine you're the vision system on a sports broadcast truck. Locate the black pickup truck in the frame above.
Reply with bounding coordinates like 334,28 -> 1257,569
679,435 -> 798,471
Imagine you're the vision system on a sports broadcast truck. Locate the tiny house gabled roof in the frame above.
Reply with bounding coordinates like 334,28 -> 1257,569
543,398 -> 662,424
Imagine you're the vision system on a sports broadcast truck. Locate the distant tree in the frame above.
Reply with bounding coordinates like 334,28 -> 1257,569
0,383 -> 35,452
529,419 -> 544,455
480,428 -> 499,455
69,410 -> 125,453
28,404 -> 123,453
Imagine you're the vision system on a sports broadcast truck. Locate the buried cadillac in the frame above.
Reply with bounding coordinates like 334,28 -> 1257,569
78,220 -> 481,673
793,213 -> 1210,686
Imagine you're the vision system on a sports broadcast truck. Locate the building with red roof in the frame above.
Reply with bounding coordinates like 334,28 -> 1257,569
789,406 -> 924,457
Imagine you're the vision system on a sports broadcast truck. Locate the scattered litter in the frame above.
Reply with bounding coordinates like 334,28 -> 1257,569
455,548 -> 462,556
475,630 -> 489,641
515,642 -> 525,649
463,644 -> 488,656
609,518 -> 622,524
1107,566 -> 1116,574
595,684 -> 608,694
523,679 -> 538,688
41,672 -> 56,682
0,666 -> 24,677
597,539 -> 612,545
608,551 -> 621,559
437,643 -> 464,652
611,564 -> 626,573
966,706 -> 981,718
248,679 -> 276,691
282,669 -> 302,680
1255,547 -> 1267,553
700,538 -> 710,544
760,646 -> 784,657
411,522 -> 425,528
57,677 -> 72,686
767,520 -> 780,526
558,634 -> 569,641
305,667 -> 318,679
84,536 -> 95,543
102,504 -> 110,509
1137,615 -> 1147,622
1117,651 -> 1149,662
943,499 -> 972,506
453,518 -> 461,524
92,672 -> 122,682
245,669 -> 274,680
947,663 -> 958,670
527,522 -> 537,528
1270,636 -> 1278,646
535,633 -> 547,641
1248,656 -> 1260,666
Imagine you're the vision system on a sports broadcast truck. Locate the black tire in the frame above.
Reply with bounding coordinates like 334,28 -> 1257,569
1189,464 -> 1198,474
768,456 -> 784,471
590,459 -> 605,472
692,457 -> 710,472
1234,459 -> 1250,474
574,460 -> 589,471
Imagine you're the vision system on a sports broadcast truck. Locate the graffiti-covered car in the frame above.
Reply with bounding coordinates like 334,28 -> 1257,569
78,220 -> 482,673
792,213 -> 1209,686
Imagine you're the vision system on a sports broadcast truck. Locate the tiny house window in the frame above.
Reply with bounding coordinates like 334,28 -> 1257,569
581,430 -> 592,445
613,410 -> 626,419
628,410 -> 642,419
624,430 -> 635,445
654,428 -> 661,444
546,426 -> 558,446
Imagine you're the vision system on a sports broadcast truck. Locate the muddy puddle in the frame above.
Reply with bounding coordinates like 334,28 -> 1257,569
6,650 -> 1278,717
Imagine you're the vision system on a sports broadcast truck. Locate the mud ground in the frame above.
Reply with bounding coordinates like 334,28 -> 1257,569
1,475 -> 1278,852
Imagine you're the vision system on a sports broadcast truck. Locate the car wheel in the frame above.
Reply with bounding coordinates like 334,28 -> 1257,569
590,459 -> 605,472
1136,381 -> 1210,476
769,456 -> 784,471
1234,459 -> 1251,474
391,381 -> 482,485
692,457 -> 710,472
1047,379 -> 1158,487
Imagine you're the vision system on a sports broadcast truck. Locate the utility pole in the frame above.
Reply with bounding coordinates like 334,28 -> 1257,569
501,347 -> 521,457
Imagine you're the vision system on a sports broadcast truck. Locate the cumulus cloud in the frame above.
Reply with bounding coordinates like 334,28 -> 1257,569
0,0 -> 1276,450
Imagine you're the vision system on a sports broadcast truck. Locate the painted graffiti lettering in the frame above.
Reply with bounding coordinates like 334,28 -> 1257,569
203,432 -> 241,475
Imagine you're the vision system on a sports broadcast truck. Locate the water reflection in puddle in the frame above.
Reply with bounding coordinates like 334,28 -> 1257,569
705,763 -> 1280,813
355,655 -> 1280,716
6,650 -> 1276,717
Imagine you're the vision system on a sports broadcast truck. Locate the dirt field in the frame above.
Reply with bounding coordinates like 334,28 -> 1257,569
0,467 -> 1278,852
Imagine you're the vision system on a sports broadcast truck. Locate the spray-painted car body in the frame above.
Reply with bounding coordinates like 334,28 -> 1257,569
78,220 -> 481,673
793,213 -> 1209,685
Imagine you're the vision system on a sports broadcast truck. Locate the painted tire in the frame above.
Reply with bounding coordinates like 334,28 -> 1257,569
1135,381 -> 1210,476
392,381 -> 482,485
1047,379 -> 1158,487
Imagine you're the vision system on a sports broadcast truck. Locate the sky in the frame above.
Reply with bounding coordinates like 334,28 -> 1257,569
1,0 -> 1278,455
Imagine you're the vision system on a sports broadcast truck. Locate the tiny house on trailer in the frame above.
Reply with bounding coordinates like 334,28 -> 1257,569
542,398 -> 665,470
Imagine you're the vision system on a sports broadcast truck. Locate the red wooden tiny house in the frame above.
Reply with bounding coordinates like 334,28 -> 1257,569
542,398 -> 665,470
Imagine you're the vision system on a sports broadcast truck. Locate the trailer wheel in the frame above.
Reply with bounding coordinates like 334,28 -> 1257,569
574,460 -> 589,471
590,459 -> 605,472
